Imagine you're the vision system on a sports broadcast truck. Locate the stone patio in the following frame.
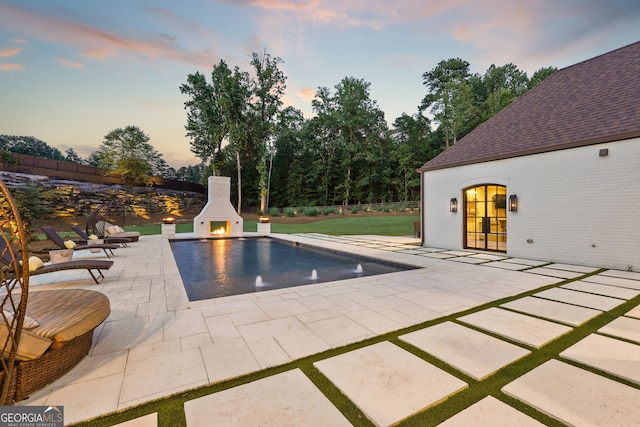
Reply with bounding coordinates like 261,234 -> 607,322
18,233 -> 640,426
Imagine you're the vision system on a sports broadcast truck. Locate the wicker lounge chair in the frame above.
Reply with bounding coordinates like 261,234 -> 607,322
0,239 -> 113,284
42,226 -> 119,258
70,225 -> 131,247
0,179 -> 111,403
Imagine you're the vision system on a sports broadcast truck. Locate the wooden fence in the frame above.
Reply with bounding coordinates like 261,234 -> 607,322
0,151 -> 205,193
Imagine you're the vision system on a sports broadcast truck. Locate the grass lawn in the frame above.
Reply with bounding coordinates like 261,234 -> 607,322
124,215 -> 420,236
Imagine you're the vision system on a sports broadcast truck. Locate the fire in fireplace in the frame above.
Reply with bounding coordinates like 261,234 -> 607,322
210,221 -> 230,236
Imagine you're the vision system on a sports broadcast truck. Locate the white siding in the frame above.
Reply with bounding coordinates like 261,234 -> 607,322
422,137 -> 640,271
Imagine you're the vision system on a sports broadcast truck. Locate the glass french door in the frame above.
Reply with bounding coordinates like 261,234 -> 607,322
464,185 -> 507,252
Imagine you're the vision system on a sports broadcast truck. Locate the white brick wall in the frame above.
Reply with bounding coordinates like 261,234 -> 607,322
422,137 -> 640,271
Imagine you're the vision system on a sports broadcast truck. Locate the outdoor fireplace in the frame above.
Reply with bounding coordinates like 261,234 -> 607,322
193,176 -> 243,238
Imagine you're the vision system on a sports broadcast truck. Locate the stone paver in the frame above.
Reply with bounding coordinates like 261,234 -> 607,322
437,396 -> 546,426
400,321 -> 530,380
598,316 -> 640,344
583,274 -> 640,290
314,341 -> 467,426
533,287 -> 626,311
184,369 -> 351,427
600,269 -> 640,280
503,359 -> 640,426
112,413 -> 157,427
501,296 -> 601,326
501,258 -> 546,266
562,280 -> 640,299
626,305 -> 640,319
561,334 -> 640,384
482,261 -> 530,270
458,307 -> 572,348
543,263 -> 600,273
524,267 -> 585,279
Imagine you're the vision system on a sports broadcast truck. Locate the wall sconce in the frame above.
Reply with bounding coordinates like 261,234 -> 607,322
508,195 -> 518,212
449,198 -> 458,213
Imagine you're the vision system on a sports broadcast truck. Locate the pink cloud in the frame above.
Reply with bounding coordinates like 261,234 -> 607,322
0,63 -> 24,71
224,0 -> 319,11
0,47 -> 22,57
81,47 -> 116,60
0,3 -> 217,68
297,87 -> 316,101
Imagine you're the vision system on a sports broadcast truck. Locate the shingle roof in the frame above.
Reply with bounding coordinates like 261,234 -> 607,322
418,41 -> 640,172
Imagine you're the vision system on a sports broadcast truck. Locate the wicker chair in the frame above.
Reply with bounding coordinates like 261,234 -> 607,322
0,180 -> 30,404
0,179 -> 111,403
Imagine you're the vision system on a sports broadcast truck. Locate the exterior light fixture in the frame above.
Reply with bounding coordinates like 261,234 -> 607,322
508,195 -> 518,212
449,198 -> 458,213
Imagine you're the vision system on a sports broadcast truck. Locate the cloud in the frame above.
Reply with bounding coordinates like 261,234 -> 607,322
57,56 -> 84,68
0,47 -> 22,57
11,38 -> 28,44
81,47 -> 116,60
297,87 -> 316,101
0,63 -> 24,71
0,3 -> 218,68
220,0 -> 319,11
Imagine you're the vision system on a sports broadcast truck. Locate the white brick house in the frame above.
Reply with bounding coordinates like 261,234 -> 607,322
418,42 -> 640,271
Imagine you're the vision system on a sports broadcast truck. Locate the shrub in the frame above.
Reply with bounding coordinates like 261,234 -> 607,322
284,207 -> 295,217
305,207 -> 319,217
321,207 -> 338,215
268,207 -> 279,216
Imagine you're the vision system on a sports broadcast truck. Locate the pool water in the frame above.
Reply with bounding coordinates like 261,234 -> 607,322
170,238 -> 415,301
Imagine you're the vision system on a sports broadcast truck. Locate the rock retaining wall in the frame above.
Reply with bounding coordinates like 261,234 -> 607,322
0,171 -> 207,223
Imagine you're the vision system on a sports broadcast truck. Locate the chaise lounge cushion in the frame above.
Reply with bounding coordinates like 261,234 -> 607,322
1,289 -> 110,361
25,289 -> 110,349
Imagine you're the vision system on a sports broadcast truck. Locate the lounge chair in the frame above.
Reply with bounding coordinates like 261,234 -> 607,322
0,239 -> 113,284
41,226 -> 119,258
95,221 -> 140,242
70,225 -> 130,247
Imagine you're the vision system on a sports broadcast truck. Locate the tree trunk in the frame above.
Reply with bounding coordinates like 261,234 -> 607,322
236,150 -> 242,214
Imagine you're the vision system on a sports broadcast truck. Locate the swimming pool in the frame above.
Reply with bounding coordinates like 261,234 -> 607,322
170,237 -> 415,301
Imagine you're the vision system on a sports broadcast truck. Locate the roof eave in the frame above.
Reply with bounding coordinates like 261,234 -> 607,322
417,131 -> 640,173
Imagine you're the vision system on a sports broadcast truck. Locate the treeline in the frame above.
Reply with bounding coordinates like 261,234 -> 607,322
0,132 -> 195,185
1,56 -> 556,211
182,55 -> 556,210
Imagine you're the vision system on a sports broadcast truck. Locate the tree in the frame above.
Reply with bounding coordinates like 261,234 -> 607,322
180,71 -> 227,172
249,51 -> 287,214
528,66 -> 557,89
181,53 -> 285,214
420,58 -> 472,148
0,135 -> 64,159
64,148 -> 83,164
94,126 -> 165,185
390,113 -> 432,201
478,63 -> 528,118
310,77 -> 388,205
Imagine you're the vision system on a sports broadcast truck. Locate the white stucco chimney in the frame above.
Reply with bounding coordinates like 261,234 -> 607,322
193,176 -> 243,237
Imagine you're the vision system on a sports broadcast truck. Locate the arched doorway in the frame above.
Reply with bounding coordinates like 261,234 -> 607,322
464,184 -> 507,251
